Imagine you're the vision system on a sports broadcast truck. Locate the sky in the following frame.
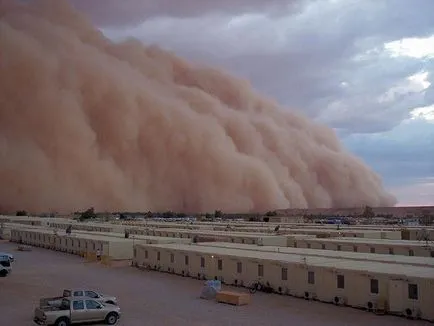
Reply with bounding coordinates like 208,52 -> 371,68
69,0 -> 434,206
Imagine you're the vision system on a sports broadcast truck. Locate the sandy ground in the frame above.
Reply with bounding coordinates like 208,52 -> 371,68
0,241 -> 430,326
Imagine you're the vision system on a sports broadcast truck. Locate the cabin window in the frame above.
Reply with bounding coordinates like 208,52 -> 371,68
185,255 -> 189,265
217,259 -> 222,270
200,257 -> 205,268
85,291 -> 99,299
337,275 -> 345,289
370,248 -> 375,254
294,241 -> 297,248
370,279 -> 379,294
231,238 -> 234,243
389,248 -> 394,255
408,283 -> 418,300
85,300 -> 101,310
337,245 -> 341,251
307,243 -> 311,249
409,250 -> 414,256
308,271 -> 315,284
145,250 -> 148,259
431,251 -> 434,258
237,262 -> 242,273
157,251 -> 160,261
170,253 -> 174,263
258,264 -> 264,277
241,239 -> 245,244
73,300 -> 85,310
322,244 -> 326,250
353,246 -> 358,252
281,267 -> 288,281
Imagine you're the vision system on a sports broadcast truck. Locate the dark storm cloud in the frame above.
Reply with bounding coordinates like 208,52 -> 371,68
68,0 -> 307,27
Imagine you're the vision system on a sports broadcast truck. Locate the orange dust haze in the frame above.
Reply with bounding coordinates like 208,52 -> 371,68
0,0 -> 397,213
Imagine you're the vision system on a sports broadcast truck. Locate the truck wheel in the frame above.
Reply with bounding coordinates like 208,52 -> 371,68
0,270 -> 8,277
105,312 -> 119,325
55,317 -> 70,326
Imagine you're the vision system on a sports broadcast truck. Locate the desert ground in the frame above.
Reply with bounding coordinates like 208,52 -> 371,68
0,241 -> 430,326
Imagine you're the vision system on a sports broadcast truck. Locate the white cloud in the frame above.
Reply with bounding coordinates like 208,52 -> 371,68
410,104 -> 434,121
384,35 -> 434,59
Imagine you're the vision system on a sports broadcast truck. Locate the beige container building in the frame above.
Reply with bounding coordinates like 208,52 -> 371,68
9,227 -> 190,263
290,237 -> 434,258
196,242 -> 434,268
130,228 -> 288,246
135,243 -> 434,321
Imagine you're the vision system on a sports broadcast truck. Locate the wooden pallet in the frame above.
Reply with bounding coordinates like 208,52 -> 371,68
216,291 -> 250,306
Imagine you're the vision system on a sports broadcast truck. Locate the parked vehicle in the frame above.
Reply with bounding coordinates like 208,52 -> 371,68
0,252 -> 14,262
34,297 -> 121,326
0,254 -> 12,277
40,289 -> 118,308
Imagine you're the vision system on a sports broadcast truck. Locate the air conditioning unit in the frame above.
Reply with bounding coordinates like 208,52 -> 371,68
404,307 -> 421,319
333,296 -> 347,306
257,238 -> 264,246
304,291 -> 317,300
367,301 -> 376,311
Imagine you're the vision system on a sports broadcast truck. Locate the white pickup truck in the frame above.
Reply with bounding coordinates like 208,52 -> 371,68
34,297 -> 121,326
40,289 -> 118,308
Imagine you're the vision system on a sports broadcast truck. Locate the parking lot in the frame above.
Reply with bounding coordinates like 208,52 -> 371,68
0,241 -> 430,326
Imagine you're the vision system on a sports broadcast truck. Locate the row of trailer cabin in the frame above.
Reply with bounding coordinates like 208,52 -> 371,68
8,227 -> 190,262
125,227 -> 433,258
134,243 -> 434,321
3,215 -> 432,241
127,228 -> 290,246
287,237 -> 434,258
194,242 -> 434,268
3,220 -> 433,258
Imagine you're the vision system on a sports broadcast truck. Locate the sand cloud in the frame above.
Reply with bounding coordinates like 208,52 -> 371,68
0,0 -> 396,213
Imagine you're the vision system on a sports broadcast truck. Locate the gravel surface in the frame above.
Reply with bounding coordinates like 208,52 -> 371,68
0,241 -> 430,326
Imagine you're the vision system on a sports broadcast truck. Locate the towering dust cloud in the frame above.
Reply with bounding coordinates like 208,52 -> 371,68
0,0 -> 396,213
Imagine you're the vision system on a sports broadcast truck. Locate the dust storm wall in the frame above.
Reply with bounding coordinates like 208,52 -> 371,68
0,0 -> 396,213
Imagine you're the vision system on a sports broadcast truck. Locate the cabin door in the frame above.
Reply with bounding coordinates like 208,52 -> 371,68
388,280 -> 405,313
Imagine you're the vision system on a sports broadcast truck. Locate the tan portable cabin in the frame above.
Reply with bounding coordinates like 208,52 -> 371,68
135,243 -> 434,321
291,237 -> 434,257
131,228 -> 287,246
196,242 -> 434,268
10,226 -> 192,266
